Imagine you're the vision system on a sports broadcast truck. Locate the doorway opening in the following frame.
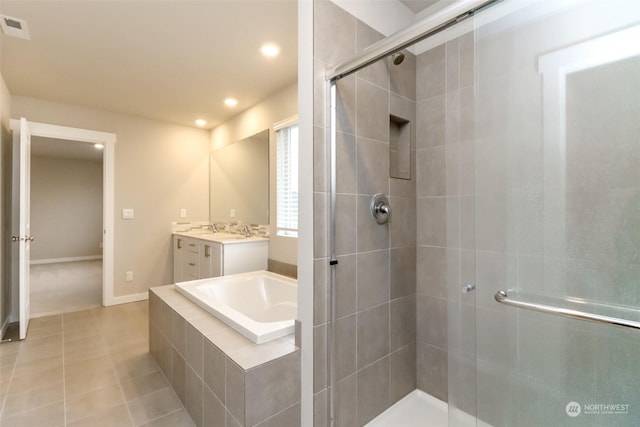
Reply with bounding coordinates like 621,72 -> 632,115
30,136 -> 104,317
9,119 -> 115,337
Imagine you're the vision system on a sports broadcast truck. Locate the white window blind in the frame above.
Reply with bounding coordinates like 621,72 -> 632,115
276,121 -> 298,237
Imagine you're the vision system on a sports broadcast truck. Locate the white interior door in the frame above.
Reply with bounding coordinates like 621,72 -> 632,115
18,117 -> 31,339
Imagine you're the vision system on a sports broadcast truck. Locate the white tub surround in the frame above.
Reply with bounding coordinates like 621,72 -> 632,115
175,271 -> 297,344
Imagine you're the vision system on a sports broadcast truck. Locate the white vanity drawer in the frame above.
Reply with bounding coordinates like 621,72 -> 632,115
185,250 -> 199,279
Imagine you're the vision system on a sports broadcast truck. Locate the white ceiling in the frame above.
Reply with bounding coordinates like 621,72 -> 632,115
398,0 -> 440,14
0,1 -> 298,129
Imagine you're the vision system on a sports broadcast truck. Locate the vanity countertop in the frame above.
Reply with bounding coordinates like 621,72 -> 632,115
173,230 -> 269,245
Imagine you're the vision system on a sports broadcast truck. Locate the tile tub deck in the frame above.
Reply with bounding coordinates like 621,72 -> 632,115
149,285 -> 300,427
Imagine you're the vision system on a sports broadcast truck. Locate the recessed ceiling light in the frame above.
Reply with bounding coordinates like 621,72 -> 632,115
94,143 -> 104,150
224,98 -> 238,107
260,43 -> 280,58
195,119 -> 207,127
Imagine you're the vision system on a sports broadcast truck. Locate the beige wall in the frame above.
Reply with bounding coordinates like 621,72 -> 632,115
211,83 -> 298,265
31,156 -> 103,261
12,96 -> 210,297
0,73 -> 12,329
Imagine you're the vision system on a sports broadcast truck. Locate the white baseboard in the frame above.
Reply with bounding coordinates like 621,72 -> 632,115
103,291 -> 148,307
31,255 -> 103,265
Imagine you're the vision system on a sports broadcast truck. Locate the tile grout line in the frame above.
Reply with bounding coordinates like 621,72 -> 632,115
62,314 -> 68,427
0,342 -> 20,419
1,320 -> 69,423
92,307 -> 138,427
140,405 -> 184,426
2,302 -> 160,426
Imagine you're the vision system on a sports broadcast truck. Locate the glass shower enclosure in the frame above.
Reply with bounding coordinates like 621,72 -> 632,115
317,0 -> 640,425
470,1 -> 640,426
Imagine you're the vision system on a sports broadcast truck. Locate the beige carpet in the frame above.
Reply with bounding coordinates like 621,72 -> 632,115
30,260 -> 102,318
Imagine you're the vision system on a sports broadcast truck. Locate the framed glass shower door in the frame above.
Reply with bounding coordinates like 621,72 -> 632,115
472,0 -> 640,426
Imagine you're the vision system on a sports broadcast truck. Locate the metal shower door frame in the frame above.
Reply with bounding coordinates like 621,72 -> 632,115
324,1 -> 498,425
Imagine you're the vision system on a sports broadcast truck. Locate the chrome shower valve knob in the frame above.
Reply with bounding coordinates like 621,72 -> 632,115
370,193 -> 392,225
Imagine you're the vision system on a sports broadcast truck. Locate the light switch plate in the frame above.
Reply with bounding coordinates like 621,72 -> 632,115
122,208 -> 134,219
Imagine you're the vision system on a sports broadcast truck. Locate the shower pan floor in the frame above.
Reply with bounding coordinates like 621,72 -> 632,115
365,390 -> 447,427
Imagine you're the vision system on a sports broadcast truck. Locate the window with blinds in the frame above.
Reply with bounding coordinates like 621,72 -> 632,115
275,121 -> 298,238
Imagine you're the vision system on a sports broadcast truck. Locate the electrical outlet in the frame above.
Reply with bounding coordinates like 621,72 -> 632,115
180,208 -> 187,218
230,209 -> 236,218
126,271 -> 133,282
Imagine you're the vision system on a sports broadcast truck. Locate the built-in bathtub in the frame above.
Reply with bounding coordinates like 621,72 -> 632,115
175,270 -> 297,344
149,282 -> 301,426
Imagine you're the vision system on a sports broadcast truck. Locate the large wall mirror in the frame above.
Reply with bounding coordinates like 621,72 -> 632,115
210,129 -> 269,225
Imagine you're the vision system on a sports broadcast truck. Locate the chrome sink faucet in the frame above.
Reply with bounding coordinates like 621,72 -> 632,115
207,223 -> 219,233
240,224 -> 252,237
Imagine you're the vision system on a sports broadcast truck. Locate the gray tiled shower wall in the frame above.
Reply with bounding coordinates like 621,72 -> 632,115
415,34 -> 477,412
149,288 -> 301,427
312,0 -> 477,425
313,1 -> 417,425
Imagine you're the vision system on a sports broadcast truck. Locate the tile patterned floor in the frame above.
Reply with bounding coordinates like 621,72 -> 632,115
0,301 -> 196,427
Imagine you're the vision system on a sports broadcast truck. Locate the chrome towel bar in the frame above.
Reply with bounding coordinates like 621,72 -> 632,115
494,290 -> 640,331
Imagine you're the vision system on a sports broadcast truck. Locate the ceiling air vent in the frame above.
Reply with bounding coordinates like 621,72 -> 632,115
0,15 -> 30,40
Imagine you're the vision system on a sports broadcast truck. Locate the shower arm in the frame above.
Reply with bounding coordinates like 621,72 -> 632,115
325,0 -> 498,81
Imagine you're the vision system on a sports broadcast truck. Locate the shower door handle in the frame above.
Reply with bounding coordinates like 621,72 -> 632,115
495,290 -> 640,331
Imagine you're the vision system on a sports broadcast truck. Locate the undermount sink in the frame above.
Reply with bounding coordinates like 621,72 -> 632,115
181,231 -> 254,242
192,232 -> 235,238
207,233 -> 248,240
186,230 -> 225,236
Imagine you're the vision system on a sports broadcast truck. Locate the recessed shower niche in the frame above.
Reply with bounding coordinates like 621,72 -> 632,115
389,114 -> 411,179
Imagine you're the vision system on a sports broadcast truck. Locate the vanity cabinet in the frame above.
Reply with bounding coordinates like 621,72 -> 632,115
184,239 -> 200,280
174,235 -> 212,282
200,241 -> 222,278
173,234 -> 267,283
173,235 -> 185,282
